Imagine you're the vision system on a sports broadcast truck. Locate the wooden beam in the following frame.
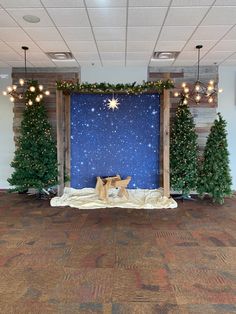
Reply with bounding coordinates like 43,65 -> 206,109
64,95 -> 71,187
56,90 -> 64,196
163,75 -> 171,198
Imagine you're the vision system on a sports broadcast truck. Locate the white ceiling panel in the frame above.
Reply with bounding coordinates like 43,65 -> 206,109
88,8 -> 126,27
74,52 -> 100,61
67,41 -> 97,52
128,7 -> 167,26
53,60 -> 79,67
127,41 -> 154,52
97,41 -> 125,52
0,41 -> 14,51
172,0 -> 214,6
165,7 -> 209,26
23,27 -> 62,41
155,40 -> 185,51
215,0 -> 236,5
126,60 -> 148,66
202,51 -> 233,63
100,52 -> 125,60
31,60 -> 56,67
213,40 -> 236,52
223,26 -> 236,40
26,51 -> 51,61
191,25 -> 232,40
176,51 -> 198,61
93,27 -> 125,41
59,27 -> 94,41
129,0 -> 170,6
37,41 -> 68,52
126,52 -> 152,60
184,40 -> 217,52
0,0 -> 42,8
160,26 -> 196,41
6,8 -> 54,27
7,60 -> 33,67
202,7 -> 236,25
0,28 -> 31,41
127,27 -> 161,41
85,0 -> 127,7
0,51 -> 22,61
102,60 -> 125,66
47,8 -> 90,27
6,41 -> 41,52
42,0 -> 84,7
0,9 -> 17,27
221,60 -> 236,65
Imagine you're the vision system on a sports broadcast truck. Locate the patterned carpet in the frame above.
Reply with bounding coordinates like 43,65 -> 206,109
0,192 -> 236,314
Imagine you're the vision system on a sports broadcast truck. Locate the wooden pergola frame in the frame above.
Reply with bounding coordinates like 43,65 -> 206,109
56,88 -> 170,198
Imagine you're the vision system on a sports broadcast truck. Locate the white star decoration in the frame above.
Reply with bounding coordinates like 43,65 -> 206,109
107,97 -> 120,111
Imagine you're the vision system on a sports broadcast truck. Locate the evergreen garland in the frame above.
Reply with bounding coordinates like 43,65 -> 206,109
8,84 -> 58,193
170,99 -> 198,197
198,113 -> 232,204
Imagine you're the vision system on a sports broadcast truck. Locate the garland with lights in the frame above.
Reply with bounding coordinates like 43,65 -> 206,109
56,80 -> 174,95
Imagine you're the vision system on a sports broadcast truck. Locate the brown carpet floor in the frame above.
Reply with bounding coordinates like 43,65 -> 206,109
0,192 -> 236,314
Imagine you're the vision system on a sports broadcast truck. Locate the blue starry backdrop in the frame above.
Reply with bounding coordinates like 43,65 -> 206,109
71,93 -> 160,189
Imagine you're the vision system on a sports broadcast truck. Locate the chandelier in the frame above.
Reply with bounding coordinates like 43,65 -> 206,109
174,45 -> 223,104
2,46 -> 50,105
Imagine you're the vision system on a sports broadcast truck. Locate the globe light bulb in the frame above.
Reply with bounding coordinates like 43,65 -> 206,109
45,90 -> 50,96
184,87 -> 189,93
39,94 -> 43,99
207,85 -> 213,91
12,85 -> 17,91
195,84 -> 200,91
19,78 -> 24,86
218,88 -> 223,93
2,91 -> 7,96
7,86 -> 12,92
10,96 -> 14,102
208,97 -> 213,103
174,92 -> 179,97
183,99 -> 188,104
39,85 -> 43,91
195,94 -> 201,102
35,96 -> 40,102
29,86 -> 36,92
182,82 -> 186,88
209,80 -> 214,85
28,100 -> 33,105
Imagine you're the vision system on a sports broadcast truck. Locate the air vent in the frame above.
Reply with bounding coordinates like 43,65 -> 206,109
152,51 -> 179,60
46,52 -> 75,61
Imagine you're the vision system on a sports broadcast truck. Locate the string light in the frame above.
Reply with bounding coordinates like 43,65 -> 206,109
2,46 -> 50,104
174,45 -> 223,105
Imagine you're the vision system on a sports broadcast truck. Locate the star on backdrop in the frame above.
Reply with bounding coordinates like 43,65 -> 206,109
107,96 -> 120,110
71,93 -> 160,189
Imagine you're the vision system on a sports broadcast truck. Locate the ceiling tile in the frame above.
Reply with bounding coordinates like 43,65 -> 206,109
23,27 -> 62,41
191,25 -> 232,40
165,7 -> 209,26
0,41 -> 14,51
127,27 -> 161,41
6,41 -> 41,52
213,40 -> 236,52
201,51 -> 233,63
31,60 -> 56,67
0,9 -> 17,27
79,61 -> 102,66
26,51 -> 51,61
126,52 -> 151,60
6,8 -> 54,27
155,40 -> 185,51
53,60 -> 79,67
160,26 -> 196,41
102,60 -> 125,66
221,60 -> 236,65
100,52 -> 125,60
37,41 -> 68,52
85,0 -> 127,7
67,41 -> 97,52
223,25 -> 236,40
176,51 -> 197,60
126,60 -> 148,66
42,0 -> 84,7
0,0 -> 42,8
172,0 -> 214,6
129,0 -> 170,6
88,8 -> 126,27
0,50 -> 22,61
97,41 -> 125,52
184,40 -> 217,51
215,0 -> 236,6
0,28 -> 31,41
127,41 -> 154,52
93,27 -> 125,40
73,52 -> 100,61
59,27 -> 94,41
202,7 -> 236,25
128,7 -> 167,26
47,8 -> 90,27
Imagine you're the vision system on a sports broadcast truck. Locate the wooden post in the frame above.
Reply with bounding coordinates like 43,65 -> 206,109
56,90 -> 64,196
64,95 -> 71,187
163,75 -> 171,198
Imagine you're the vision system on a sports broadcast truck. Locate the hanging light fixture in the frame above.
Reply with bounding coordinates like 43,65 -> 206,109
2,46 -> 50,105
174,45 -> 223,105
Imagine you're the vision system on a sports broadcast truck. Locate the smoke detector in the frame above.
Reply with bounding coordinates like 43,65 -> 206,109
46,52 -> 75,61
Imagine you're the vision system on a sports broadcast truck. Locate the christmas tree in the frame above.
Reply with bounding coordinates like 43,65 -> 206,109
8,81 -> 58,194
170,98 -> 198,198
198,113 -> 232,204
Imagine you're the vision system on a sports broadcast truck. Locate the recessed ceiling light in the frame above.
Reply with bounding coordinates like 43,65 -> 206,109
46,52 -> 75,61
153,51 -> 179,60
23,15 -> 40,23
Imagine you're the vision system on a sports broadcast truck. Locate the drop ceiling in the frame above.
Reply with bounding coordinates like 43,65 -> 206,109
0,0 -> 235,68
